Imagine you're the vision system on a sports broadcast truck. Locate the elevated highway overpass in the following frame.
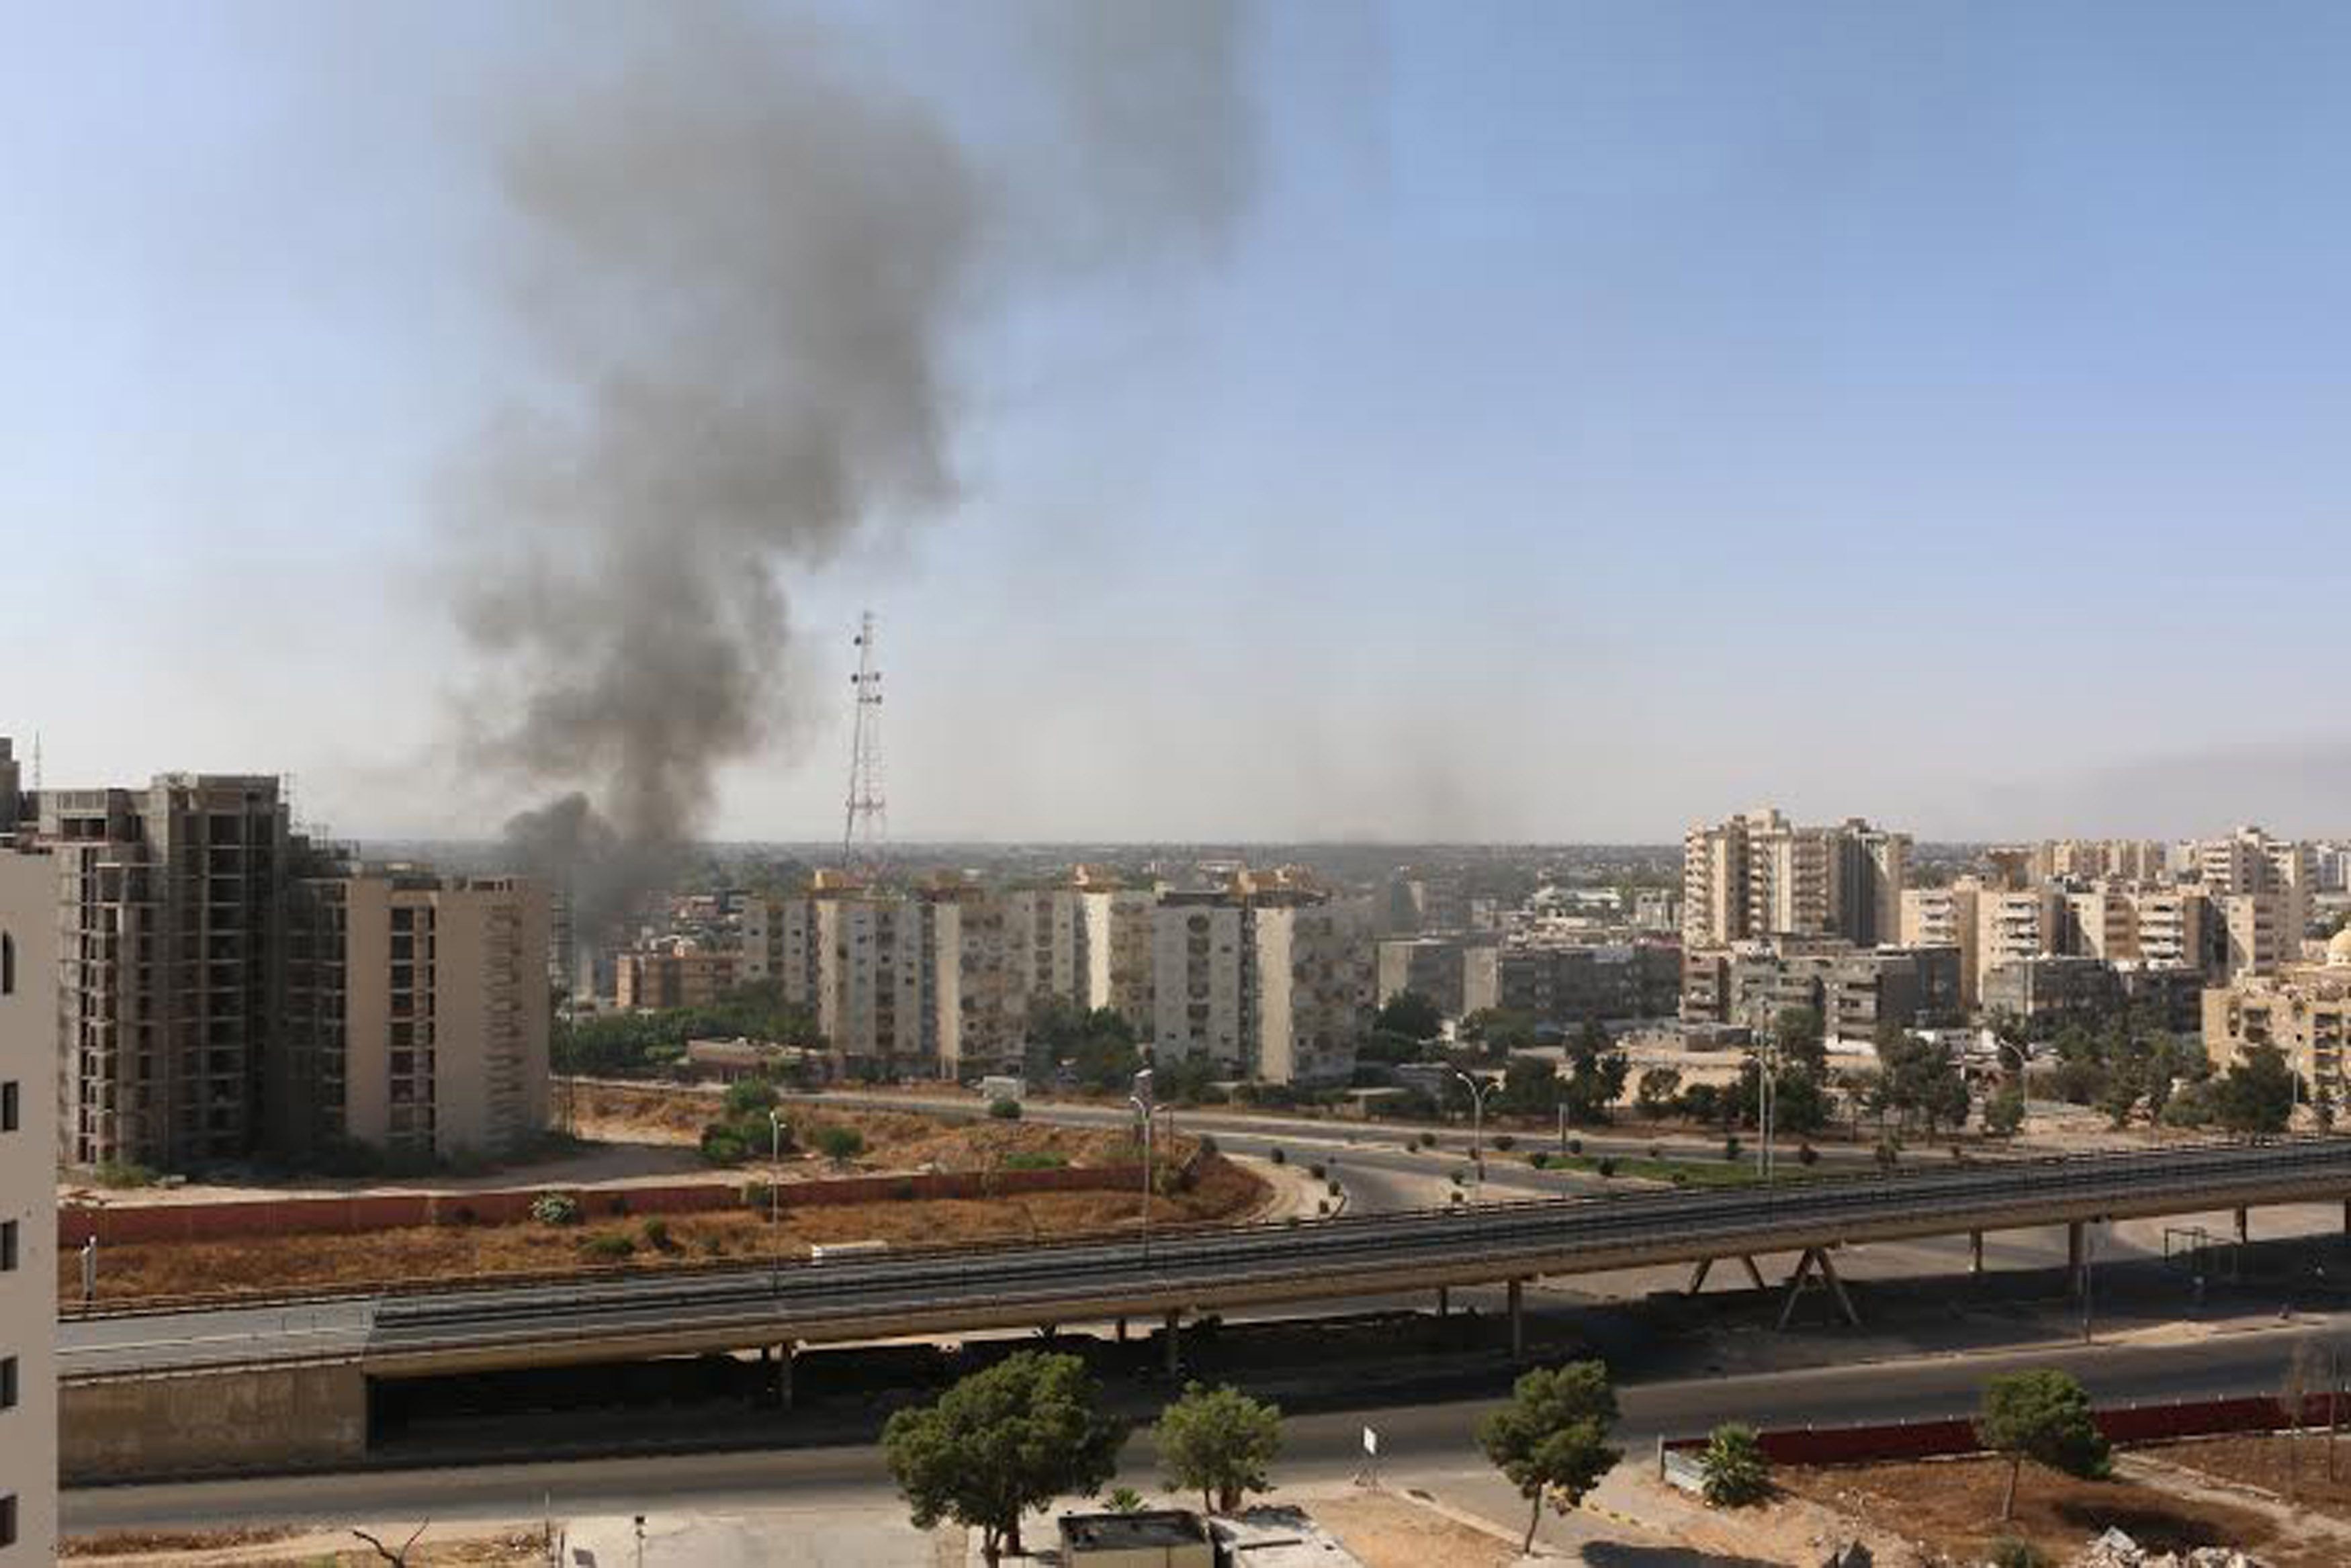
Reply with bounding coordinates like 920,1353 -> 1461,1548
64,1136 -> 2351,1385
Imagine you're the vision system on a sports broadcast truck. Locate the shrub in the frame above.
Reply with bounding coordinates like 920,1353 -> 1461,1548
1001,1151 -> 1067,1171
1492,1134 -> 1517,1152
1307,1162 -> 1327,1180
639,1217 -> 674,1252
988,1097 -> 1024,1120
1107,1487 -> 1146,1515
1647,1142 -> 1662,1160
1797,1142 -> 1819,1166
699,1127 -> 748,1166
1528,1152 -> 1550,1170
700,1234 -> 726,1257
531,1191 -> 581,1227
93,1161 -> 161,1190
1722,1136 -> 1742,1162
1269,1147 -> 1287,1166
1450,1170 -> 1466,1187
1698,1423 -> 1771,1506
1990,1538 -> 2048,1568
741,1179 -> 775,1212
1417,1131 -> 1437,1148
1327,1179 -> 1341,1196
1198,1134 -> 1219,1156
582,1232 -> 636,1261
723,1079 -> 781,1118
1596,1156 -> 1618,1179
815,1124 -> 868,1163
1568,1136 -> 1584,1156
1317,1200 -> 1331,1216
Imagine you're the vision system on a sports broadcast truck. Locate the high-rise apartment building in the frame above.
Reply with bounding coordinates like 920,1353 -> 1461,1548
2197,826 -> 2314,962
281,868 -> 551,1160
1079,883 -> 1157,1023
1683,809 -> 1908,948
1375,935 -> 1501,1019
1151,878 -> 1372,1085
1899,882 -> 1984,1003
40,775 -> 290,1169
0,841 -> 57,1561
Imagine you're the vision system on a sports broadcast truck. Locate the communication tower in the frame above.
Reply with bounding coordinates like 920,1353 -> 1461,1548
842,610 -> 887,872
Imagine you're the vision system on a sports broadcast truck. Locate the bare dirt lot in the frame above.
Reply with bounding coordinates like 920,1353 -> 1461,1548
1310,1492 -> 1521,1568
64,1526 -> 544,1565
62,1154 -> 1268,1304
1779,1452 -> 2321,1567
572,1081 -> 1153,1174
2149,1430 -> 2351,1518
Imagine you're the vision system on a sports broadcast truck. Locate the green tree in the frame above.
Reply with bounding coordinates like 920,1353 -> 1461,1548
1698,1422 -> 1771,1507
1374,990 -> 1446,1042
2215,1045 -> 2295,1134
1976,1370 -> 2111,1521
1877,1031 -> 1971,1134
1773,1007 -> 1828,1078
1983,1084 -> 2027,1138
1461,1008 -> 1541,1060
1501,1056 -> 1563,1119
1562,1022 -> 1630,1125
1634,1066 -> 1683,1119
1476,1361 -> 1623,1554
1155,1382 -> 1284,1515
723,1078 -> 781,1118
813,1124 -> 867,1165
881,1352 -> 1128,1566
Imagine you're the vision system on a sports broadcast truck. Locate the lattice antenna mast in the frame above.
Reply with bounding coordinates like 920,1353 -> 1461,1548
842,610 -> 887,871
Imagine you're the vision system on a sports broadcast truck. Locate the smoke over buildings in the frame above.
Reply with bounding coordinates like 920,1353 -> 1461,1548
445,2 -> 1257,933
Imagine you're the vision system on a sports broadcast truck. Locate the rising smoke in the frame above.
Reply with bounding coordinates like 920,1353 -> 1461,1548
446,1 -> 1257,935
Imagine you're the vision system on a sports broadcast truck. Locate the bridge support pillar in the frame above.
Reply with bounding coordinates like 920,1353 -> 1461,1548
2237,1207 -> 2251,1247
1741,1255 -> 1768,1290
2343,1199 -> 2350,1237
1164,1310 -> 1182,1379
1685,1258 -> 1713,1296
778,1342 -> 795,1411
1116,1316 -> 1128,1344
1507,1279 -> 1525,1363
2067,1220 -> 2084,1295
1437,1286 -> 1450,1318
1777,1248 -> 1861,1330
1970,1231 -> 1984,1277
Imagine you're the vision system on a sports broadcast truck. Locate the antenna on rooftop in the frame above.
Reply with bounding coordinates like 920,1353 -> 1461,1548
842,610 -> 887,875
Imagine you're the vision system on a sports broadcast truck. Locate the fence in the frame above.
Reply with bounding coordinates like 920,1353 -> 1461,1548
1665,1392 -> 2351,1467
60,1162 -> 1147,1248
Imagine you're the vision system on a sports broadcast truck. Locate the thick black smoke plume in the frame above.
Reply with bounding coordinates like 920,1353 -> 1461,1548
448,2 -> 1257,935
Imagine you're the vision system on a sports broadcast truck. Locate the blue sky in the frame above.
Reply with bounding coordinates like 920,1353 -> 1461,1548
4,2 -> 2348,843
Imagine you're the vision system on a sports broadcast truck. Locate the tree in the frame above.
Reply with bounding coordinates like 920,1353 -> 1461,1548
1984,1084 -> 2027,1138
1562,1022 -> 1630,1125
1374,990 -> 1446,1042
1155,1382 -> 1283,1515
1500,1055 -> 1563,1119
1476,1361 -> 1623,1554
1635,1066 -> 1683,1120
1877,1032 -> 1970,1134
882,1352 -> 1128,1566
1698,1423 -> 1771,1507
1773,1007 -> 1827,1078
2215,1045 -> 2295,1135
1977,1370 -> 2111,1521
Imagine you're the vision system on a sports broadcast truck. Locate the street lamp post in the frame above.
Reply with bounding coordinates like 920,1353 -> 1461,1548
1453,1070 -> 1494,1204
768,1109 -> 784,1228
1130,1068 -> 1156,1247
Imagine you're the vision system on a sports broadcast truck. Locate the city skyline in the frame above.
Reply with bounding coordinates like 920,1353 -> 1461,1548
7,3 -> 2351,845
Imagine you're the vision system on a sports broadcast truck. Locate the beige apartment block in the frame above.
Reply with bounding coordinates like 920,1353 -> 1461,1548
2203,929 -> 2351,1089
1080,884 -> 1157,1024
0,841 -> 57,1561
614,942 -> 738,1011
1900,882 -> 1982,1003
1683,807 -> 1908,949
2221,891 -> 2297,978
285,870 -> 550,1160
1975,887 -> 2056,990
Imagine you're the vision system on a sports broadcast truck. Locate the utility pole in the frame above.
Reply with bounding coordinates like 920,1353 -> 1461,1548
768,1110 -> 784,1228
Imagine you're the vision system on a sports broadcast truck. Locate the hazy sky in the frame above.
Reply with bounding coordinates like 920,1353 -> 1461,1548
5,2 -> 2349,845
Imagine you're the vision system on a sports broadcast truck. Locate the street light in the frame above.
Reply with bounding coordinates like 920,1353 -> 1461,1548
1452,1070 -> 1494,1204
767,1109 -> 784,1228
1130,1068 -> 1156,1246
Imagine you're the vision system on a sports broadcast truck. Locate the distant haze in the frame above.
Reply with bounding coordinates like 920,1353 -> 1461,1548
2,3 -> 2348,846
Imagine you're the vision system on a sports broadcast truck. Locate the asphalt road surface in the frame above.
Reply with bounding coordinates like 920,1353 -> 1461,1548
65,1312 -> 2351,1536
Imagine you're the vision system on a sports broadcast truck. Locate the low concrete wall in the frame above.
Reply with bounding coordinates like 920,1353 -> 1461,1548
62,1361 -> 367,1482
60,1163 -> 1145,1247
1664,1391 -> 2342,1466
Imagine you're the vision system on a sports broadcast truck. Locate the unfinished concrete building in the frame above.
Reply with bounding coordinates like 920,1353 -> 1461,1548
40,776 -> 290,1170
